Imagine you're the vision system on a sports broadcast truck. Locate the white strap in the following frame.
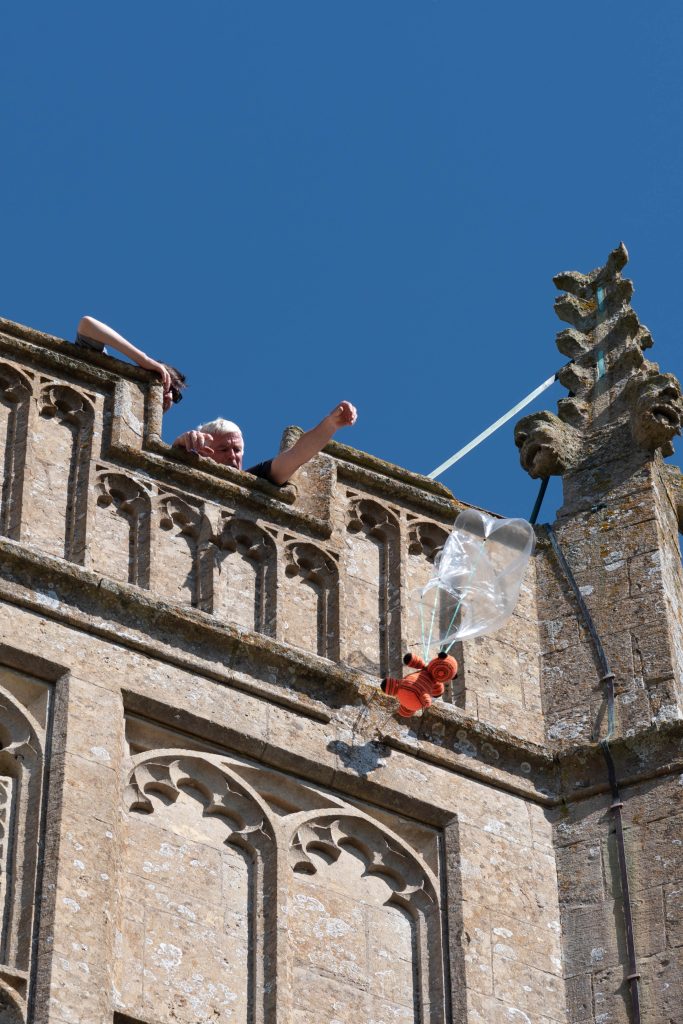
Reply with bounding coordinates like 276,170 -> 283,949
427,373 -> 558,480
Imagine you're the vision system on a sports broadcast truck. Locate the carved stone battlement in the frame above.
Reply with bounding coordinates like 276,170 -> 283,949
0,315 -> 546,744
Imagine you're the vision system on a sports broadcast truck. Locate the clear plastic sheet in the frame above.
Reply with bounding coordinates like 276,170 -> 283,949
413,509 -> 535,657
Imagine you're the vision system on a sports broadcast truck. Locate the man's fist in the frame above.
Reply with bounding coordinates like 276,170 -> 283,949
328,401 -> 357,429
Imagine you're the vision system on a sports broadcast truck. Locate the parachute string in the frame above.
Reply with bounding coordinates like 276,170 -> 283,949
425,592 -> 439,661
419,598 -> 427,662
442,542 -> 487,654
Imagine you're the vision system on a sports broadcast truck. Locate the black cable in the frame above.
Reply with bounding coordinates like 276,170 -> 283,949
544,523 -> 641,1024
529,477 -> 549,525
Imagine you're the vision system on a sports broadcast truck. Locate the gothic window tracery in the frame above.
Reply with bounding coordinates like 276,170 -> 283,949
94,471 -> 152,586
0,363 -> 31,541
345,495 -> 401,675
213,516 -> 277,635
32,382 -> 95,562
283,541 -> 340,659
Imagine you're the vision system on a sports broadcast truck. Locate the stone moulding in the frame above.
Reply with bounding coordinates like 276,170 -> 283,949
0,533 -> 557,799
3,532 -> 680,812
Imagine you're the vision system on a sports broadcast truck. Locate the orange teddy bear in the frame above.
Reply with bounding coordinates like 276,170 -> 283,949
380,651 -> 458,717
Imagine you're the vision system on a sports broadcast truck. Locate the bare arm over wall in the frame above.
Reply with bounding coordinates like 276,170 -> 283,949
269,401 -> 357,484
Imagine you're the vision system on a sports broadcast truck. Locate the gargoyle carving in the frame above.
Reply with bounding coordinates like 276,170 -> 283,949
626,371 -> 683,456
514,411 -> 582,479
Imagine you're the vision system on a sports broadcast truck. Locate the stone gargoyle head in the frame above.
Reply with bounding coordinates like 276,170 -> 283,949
514,410 -> 581,479
626,371 -> 683,456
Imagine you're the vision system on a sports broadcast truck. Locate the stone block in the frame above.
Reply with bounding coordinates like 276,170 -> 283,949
638,948 -> 683,1020
460,901 -> 493,996
491,952 -> 566,1023
467,988 -> 565,1024
664,881 -> 683,947
562,902 -> 621,974
459,824 -> 558,928
556,841 -> 606,906
626,810 -> 683,891
47,950 -> 112,1023
564,972 -> 593,1023
490,909 -> 562,977
288,881 -> 369,989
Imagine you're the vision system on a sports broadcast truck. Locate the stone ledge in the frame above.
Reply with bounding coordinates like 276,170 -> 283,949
0,536 -> 559,798
1,538 -> 679,810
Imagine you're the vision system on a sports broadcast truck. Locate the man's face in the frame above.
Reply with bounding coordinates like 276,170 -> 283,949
210,430 -> 244,469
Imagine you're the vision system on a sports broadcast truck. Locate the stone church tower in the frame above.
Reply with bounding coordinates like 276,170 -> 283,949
0,244 -> 681,1023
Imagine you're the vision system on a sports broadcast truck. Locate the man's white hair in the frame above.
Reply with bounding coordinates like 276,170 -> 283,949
197,418 -> 243,436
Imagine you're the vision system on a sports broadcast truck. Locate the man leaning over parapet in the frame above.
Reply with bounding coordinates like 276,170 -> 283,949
172,401 -> 357,486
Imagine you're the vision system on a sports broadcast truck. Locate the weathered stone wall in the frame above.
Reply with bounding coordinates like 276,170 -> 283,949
0,277 -> 682,1024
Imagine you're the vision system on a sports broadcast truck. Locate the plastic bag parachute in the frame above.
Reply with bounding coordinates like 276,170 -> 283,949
413,509 -> 535,660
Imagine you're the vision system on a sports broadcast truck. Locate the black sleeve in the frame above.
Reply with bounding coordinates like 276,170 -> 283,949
74,332 -> 107,353
245,459 -> 286,487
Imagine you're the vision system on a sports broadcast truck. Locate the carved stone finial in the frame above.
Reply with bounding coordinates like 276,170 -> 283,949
515,245 -> 683,502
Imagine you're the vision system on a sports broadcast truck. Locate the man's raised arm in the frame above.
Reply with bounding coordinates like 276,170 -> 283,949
269,401 -> 357,485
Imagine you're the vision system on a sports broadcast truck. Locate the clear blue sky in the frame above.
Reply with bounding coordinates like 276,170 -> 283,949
3,2 -> 683,521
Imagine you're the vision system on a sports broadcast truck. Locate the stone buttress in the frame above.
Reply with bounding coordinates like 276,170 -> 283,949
515,243 -> 683,1022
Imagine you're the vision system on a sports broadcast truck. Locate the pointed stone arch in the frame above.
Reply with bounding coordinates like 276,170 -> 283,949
31,383 -> 95,562
122,751 -> 278,1024
283,541 -> 340,659
345,495 -> 401,675
0,362 -> 31,541
0,685 -> 44,978
285,808 -> 445,1023
94,471 -> 152,587
153,492 -> 213,608
0,978 -> 25,1024
213,516 -> 277,635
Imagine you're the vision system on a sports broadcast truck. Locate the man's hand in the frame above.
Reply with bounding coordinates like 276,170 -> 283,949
327,401 -> 357,429
172,430 -> 215,455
